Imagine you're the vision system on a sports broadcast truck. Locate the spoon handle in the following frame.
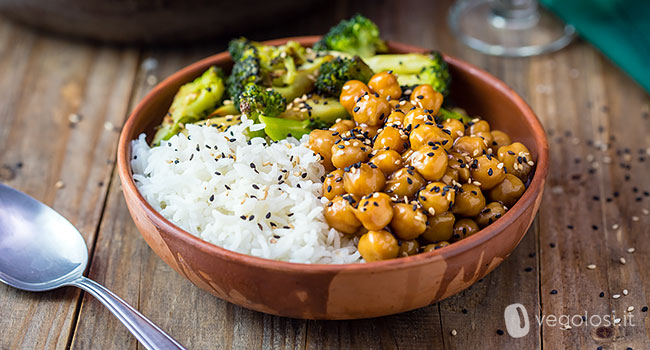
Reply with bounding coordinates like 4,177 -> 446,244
70,276 -> 186,350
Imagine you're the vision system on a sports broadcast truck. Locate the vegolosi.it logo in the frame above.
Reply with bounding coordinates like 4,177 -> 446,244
504,303 -> 635,338
504,303 -> 530,338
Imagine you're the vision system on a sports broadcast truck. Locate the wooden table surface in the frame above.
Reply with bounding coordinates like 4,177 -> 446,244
1,1 -> 649,349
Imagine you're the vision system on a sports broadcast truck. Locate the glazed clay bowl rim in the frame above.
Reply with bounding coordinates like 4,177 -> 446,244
117,35 -> 549,274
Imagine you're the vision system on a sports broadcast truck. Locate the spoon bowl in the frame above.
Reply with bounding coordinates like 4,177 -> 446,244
0,183 -> 185,349
0,184 -> 87,291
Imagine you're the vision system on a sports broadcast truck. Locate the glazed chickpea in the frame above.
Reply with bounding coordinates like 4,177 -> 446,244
418,182 -> 456,216
410,145 -> 448,181
368,72 -> 402,99
421,211 -> 455,242
352,93 -> 391,126
488,173 -> 526,208
343,163 -> 386,197
308,129 -> 340,171
386,110 -> 406,125
354,124 -> 381,139
374,126 -> 407,152
324,195 -> 361,234
329,119 -> 355,134
422,241 -> 450,252
452,183 -> 486,217
490,130 -> 512,150
476,202 -> 507,228
453,136 -> 487,157
398,239 -> 420,257
354,192 -> 394,231
369,149 -> 402,175
475,131 -> 494,149
446,151 -> 471,183
389,203 -> 427,240
470,154 -> 506,190
497,142 -> 534,181
467,120 -> 490,135
441,168 -> 459,186
330,139 -> 370,169
385,167 -> 425,198
401,148 -> 415,162
411,84 -> 443,115
403,108 -> 431,132
442,118 -> 465,141
358,230 -> 399,262
409,123 -> 453,151
322,169 -> 345,200
453,218 -> 480,241
394,100 -> 416,113
340,80 -> 370,114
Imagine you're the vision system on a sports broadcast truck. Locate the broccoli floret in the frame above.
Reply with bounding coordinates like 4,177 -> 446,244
226,55 -> 262,108
226,38 -> 312,108
152,66 -> 226,145
238,83 -> 287,120
228,37 -> 257,62
365,51 -> 451,97
313,14 -> 387,58
315,56 -> 374,97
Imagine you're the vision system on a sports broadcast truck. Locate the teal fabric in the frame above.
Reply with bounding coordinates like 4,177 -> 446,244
542,0 -> 650,93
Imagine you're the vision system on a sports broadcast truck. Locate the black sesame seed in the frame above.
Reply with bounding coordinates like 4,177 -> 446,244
496,329 -> 504,336
642,306 -> 648,312
209,195 -> 214,201
550,289 -> 558,295
599,292 -> 605,297
567,225 -> 574,229
524,267 -> 533,272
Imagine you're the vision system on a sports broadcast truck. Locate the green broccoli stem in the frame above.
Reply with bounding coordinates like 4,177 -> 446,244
259,116 -> 312,141
365,53 -> 429,74
438,107 -> 472,124
152,66 -> 226,146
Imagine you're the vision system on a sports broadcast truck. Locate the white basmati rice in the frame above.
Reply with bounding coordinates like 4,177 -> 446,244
131,117 -> 361,264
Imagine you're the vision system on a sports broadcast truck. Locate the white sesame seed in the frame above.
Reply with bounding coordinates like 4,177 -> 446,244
587,264 -> 597,270
55,180 -> 65,189
612,224 -> 619,230
627,306 -> 634,312
643,209 -> 649,215
613,294 -> 621,299
627,247 -> 635,253
450,329 -> 457,336
620,257 -> 627,265
623,289 -> 629,295
146,74 -> 158,85
68,113 -> 81,124
428,207 -> 436,216
632,216 -> 639,222
613,318 -> 621,325
104,121 -> 115,131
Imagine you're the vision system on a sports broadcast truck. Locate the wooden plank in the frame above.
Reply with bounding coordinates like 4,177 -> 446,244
531,39 -> 650,349
0,19 -> 138,350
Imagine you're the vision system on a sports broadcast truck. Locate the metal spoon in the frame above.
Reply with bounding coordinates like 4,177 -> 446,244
0,183 -> 186,350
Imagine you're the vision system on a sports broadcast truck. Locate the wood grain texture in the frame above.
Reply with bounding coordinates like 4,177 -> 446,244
1,0 -> 650,348
0,20 -> 138,350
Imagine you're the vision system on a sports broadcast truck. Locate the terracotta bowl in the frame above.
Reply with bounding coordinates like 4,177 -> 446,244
117,36 -> 549,320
